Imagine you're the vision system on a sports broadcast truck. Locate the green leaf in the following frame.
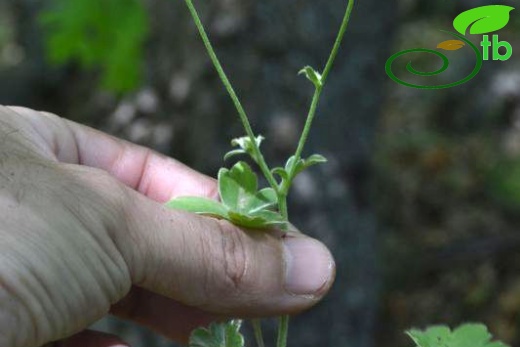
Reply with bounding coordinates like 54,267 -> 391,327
453,5 -> 515,35
40,0 -> 149,93
223,150 -> 245,161
246,188 -> 278,213
189,320 -> 244,347
218,162 -> 258,212
165,197 -> 229,219
224,136 -> 264,162
407,326 -> 452,347
298,66 -> 323,88
250,209 -> 286,225
406,323 -> 509,347
304,154 -> 328,167
228,211 -> 285,229
271,167 -> 289,187
285,154 -> 328,178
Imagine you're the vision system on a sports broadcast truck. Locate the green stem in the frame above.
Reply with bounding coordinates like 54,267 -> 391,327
276,3 -> 354,346
321,0 -> 355,84
183,0 -> 279,193
282,0 -> 355,195
252,319 -> 266,347
276,315 -> 290,347
278,194 -> 289,221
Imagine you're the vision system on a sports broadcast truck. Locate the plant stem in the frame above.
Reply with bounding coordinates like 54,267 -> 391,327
276,315 -> 290,347
282,0 -> 355,195
276,3 -> 354,347
183,0 -> 279,193
321,0 -> 355,84
184,2 -> 354,347
252,319 -> 266,347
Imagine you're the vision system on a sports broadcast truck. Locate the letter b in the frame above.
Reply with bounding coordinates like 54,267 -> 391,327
492,35 -> 512,61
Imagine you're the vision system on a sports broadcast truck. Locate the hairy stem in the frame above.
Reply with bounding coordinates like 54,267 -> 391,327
183,0 -> 279,192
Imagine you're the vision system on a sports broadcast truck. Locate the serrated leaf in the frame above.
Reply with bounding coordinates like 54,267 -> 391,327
406,323 -> 509,347
407,326 -> 452,347
189,320 -> 244,347
165,196 -> 229,218
224,136 -> 264,162
437,40 -> 465,51
218,162 -> 258,212
453,5 -> 515,35
299,66 -> 323,88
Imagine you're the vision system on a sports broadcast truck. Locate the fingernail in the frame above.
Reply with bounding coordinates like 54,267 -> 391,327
283,237 -> 335,296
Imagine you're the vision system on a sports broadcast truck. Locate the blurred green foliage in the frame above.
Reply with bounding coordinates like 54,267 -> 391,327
40,0 -> 149,93
488,159 -> 520,210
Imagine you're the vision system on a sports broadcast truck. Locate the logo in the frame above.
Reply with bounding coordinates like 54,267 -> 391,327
385,5 -> 515,89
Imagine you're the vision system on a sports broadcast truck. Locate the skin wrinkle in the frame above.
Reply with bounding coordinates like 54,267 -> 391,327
5,107 -> 57,161
0,256 -> 28,346
61,196 -> 128,306
59,175 -> 130,281
25,183 -> 127,342
2,250 -> 41,346
220,221 -> 248,291
10,216 -> 71,345
135,149 -> 155,196
59,118 -> 82,165
0,106 -> 335,345
198,223 -> 213,309
40,112 -> 79,164
0,143 -> 130,346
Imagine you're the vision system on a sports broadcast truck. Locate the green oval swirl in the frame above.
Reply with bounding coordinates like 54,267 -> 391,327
385,31 -> 483,89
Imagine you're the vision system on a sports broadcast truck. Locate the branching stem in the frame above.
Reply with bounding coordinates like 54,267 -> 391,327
282,0 -> 355,197
183,1 -> 354,347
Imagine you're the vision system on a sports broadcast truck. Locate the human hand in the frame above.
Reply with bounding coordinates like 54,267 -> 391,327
0,106 -> 335,347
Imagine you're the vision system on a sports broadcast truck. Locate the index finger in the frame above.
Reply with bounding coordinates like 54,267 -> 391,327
5,106 -> 218,202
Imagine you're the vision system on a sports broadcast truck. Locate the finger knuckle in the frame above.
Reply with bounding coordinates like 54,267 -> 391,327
206,220 -> 249,298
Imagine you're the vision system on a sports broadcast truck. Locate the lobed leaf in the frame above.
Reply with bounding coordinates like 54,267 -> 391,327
406,323 -> 509,347
218,162 -> 258,212
189,320 -> 244,347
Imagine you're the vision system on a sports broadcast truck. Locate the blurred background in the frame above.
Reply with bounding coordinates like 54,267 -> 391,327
1,0 -> 520,346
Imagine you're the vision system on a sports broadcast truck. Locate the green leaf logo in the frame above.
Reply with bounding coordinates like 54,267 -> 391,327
453,5 -> 515,35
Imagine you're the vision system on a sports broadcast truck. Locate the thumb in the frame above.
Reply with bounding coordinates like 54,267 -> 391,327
114,186 -> 335,316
